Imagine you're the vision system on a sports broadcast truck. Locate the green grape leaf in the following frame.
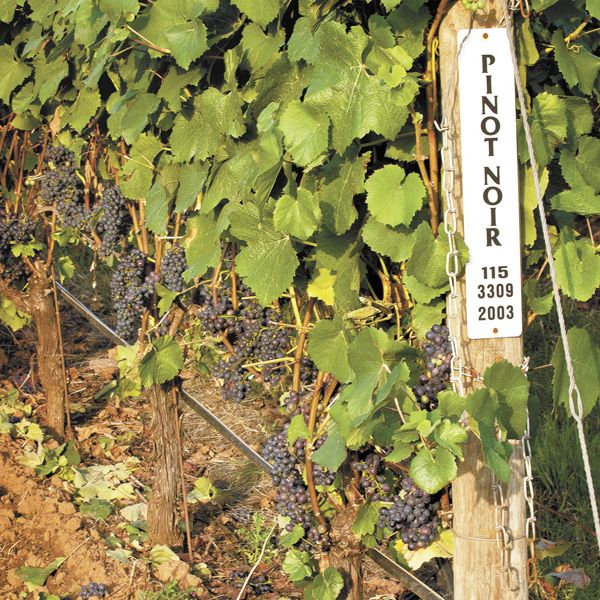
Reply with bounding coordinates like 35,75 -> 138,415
156,284 -> 179,317
236,235 -> 298,306
144,182 -> 169,235
404,274 -> 448,305
282,549 -> 313,582
107,92 -> 160,145
157,67 -> 202,112
0,295 -> 30,331
434,420 -> 467,459
560,136 -> 600,193
365,165 -> 425,227
33,56 -> 68,104
523,279 -> 553,315
361,216 -> 415,262
520,165 -> 549,247
278,100 -> 329,167
0,0 -> 18,23
176,161 -> 208,212
287,414 -> 309,445
588,0 -> 600,18
479,420 -> 512,482
0,45 -> 32,102
165,19 -> 208,69
409,447 -> 457,494
80,498 -> 114,520
551,186 -> 598,216
279,523 -> 305,548
306,22 -> 408,153
307,268 -> 336,306
64,88 -> 101,133
411,300 -> 445,339
241,23 -> 284,74
307,317 -> 354,383
318,149 -> 369,235
304,567 -> 344,600
552,327 -> 600,417
273,188 -> 321,239
554,236 -> 600,302
518,92 -> 567,169
231,0 -> 280,26
516,19 -> 539,66
552,31 -> 600,96
99,0 -> 139,18
352,501 -> 380,536
407,222 -> 454,289
287,16 -> 322,65
182,212 -> 221,278
312,426 -> 347,472
483,360 -> 529,438
139,336 -> 184,388
16,558 -> 65,589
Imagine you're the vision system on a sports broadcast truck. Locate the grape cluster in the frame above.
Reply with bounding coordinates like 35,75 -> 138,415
412,324 -> 451,410
110,249 -> 155,341
283,390 -> 311,421
461,0 -> 486,11
195,282 -> 294,403
40,146 -> 90,230
161,244 -> 187,292
352,453 -> 392,500
0,214 -> 36,282
228,571 -> 272,595
262,427 -> 329,548
96,184 -> 128,257
378,476 -> 439,550
79,582 -> 109,598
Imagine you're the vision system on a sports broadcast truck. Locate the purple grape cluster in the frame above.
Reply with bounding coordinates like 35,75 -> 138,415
352,453 -> 393,500
261,427 -> 329,548
161,244 -> 187,292
110,249 -> 156,341
195,282 -> 295,403
96,184 -> 129,257
412,324 -> 451,410
378,476 -> 439,550
79,582 -> 109,598
228,571 -> 272,595
0,213 -> 36,282
40,145 -> 91,230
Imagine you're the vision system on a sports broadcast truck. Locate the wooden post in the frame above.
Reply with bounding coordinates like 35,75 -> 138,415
439,2 -> 528,598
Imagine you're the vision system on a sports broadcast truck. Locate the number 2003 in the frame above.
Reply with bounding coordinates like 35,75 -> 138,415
478,305 -> 514,320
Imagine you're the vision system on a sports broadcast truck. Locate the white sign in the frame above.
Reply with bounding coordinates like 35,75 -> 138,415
458,28 -> 523,339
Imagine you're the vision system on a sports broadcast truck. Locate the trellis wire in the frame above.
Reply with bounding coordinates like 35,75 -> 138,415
501,0 -> 600,553
55,281 -> 447,600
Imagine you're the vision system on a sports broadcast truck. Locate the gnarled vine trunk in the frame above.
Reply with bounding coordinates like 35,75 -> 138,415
147,384 -> 181,546
325,489 -> 364,600
1,262 -> 67,439
28,265 -> 66,439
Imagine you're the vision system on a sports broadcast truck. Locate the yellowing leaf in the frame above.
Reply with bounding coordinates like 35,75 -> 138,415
307,269 -> 336,306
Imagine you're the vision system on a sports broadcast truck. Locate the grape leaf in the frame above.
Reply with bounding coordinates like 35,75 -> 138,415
176,161 -> 208,212
307,268 -> 336,306
551,186 -> 598,216
287,16 -> 322,65
16,557 -> 65,588
306,22 -> 408,153
559,136 -> 600,193
0,295 -> 30,331
523,279 -> 553,315
139,337 -> 184,387
144,182 -> 169,235
483,360 -> 529,438
410,447 -> 457,494
158,66 -> 202,112
404,274 -> 448,305
99,0 -> 139,18
312,426 -> 347,472
307,317 -> 354,382
407,222 -> 452,288
231,0 -> 280,26
554,235 -> 600,301
552,327 -> 600,417
552,31 -> 600,96
282,549 -> 313,582
0,45 -> 32,102
520,165 -> 549,247
361,216 -> 415,262
287,414 -> 309,445
182,212 -> 221,278
107,92 -> 160,145
318,149 -> 369,235
352,501 -> 380,536
165,19 -> 208,69
278,99 -> 329,167
304,567 -> 344,600
273,188 -> 321,239
518,92 -> 567,169
365,165 -> 425,227
395,529 -> 454,570
411,300 -> 444,338
64,87 -> 101,133
241,23 -> 284,74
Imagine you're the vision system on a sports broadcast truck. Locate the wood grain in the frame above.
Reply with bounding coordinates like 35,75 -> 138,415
439,1 -> 527,597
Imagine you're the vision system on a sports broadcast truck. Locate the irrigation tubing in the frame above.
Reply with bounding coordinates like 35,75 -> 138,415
55,281 -> 446,600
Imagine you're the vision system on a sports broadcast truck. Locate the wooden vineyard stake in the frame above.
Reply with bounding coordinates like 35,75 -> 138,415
439,1 -> 528,598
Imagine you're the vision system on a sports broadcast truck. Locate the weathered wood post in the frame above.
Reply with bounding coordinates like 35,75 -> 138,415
439,1 -> 528,598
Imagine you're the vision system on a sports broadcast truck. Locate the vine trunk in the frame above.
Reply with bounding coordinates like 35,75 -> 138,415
28,264 -> 66,439
147,384 -> 181,546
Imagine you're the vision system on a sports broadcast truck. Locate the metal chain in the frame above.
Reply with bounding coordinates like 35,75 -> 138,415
501,0 -> 600,554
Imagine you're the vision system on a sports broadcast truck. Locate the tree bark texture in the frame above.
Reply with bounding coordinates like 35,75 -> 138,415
147,384 -> 181,546
327,489 -> 364,600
